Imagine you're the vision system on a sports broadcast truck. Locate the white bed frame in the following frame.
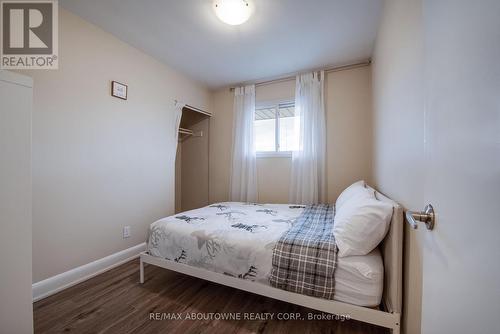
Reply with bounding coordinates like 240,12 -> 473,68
139,187 -> 403,333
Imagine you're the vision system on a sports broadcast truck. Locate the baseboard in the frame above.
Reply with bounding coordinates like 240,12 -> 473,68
32,242 -> 146,302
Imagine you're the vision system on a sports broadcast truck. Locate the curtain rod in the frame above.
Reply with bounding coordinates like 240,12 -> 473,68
229,60 -> 371,91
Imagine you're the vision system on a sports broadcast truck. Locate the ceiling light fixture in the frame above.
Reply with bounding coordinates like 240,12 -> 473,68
213,0 -> 254,26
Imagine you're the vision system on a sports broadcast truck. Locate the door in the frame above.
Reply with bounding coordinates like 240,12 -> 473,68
421,1 -> 500,333
0,71 -> 33,333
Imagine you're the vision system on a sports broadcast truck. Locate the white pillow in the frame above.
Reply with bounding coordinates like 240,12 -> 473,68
335,180 -> 367,210
333,195 -> 393,257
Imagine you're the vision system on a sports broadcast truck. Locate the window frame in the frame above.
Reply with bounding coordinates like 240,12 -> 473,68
254,99 -> 295,158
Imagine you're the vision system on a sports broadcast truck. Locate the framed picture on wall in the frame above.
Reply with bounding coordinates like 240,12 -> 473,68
111,81 -> 128,100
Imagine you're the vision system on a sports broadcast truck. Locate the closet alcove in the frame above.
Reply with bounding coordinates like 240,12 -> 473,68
175,105 -> 211,213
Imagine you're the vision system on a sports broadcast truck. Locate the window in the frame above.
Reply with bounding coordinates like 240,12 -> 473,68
254,101 -> 299,155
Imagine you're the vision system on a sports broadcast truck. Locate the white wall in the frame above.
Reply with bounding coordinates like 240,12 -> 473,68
209,66 -> 373,204
0,71 -> 33,333
26,9 -> 211,282
372,0 -> 425,333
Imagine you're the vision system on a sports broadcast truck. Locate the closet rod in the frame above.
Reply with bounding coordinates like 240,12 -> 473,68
178,127 -> 203,140
229,60 -> 371,91
178,127 -> 194,136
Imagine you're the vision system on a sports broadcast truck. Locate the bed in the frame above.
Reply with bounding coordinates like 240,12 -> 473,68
140,186 -> 403,333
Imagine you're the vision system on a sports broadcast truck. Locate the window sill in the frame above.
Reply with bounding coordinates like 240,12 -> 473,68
256,151 -> 292,158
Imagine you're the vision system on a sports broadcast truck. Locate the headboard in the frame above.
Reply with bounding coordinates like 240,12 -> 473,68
367,186 -> 403,314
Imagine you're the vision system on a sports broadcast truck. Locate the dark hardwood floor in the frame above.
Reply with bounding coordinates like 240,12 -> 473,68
34,259 -> 389,334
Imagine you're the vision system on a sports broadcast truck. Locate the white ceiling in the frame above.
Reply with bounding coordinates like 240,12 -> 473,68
61,0 -> 383,89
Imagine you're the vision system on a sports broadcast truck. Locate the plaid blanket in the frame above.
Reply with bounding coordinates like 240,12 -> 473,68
269,204 -> 338,299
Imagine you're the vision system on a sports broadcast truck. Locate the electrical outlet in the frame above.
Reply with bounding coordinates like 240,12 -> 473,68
123,226 -> 131,239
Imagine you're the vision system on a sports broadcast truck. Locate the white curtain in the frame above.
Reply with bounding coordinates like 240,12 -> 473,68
230,85 -> 257,202
289,71 -> 326,204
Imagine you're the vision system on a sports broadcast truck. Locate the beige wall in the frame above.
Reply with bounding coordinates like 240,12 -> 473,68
209,88 -> 234,203
372,0 -> 424,333
209,66 -> 373,204
326,67 -> 374,201
27,9 -> 211,282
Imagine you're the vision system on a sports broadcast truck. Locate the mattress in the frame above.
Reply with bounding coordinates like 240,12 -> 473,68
147,202 -> 383,307
334,248 -> 384,307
